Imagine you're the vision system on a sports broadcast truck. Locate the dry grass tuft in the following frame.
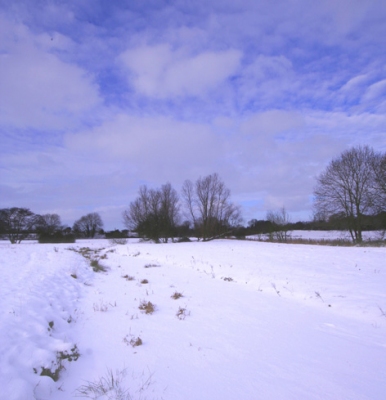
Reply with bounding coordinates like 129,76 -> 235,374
176,306 -> 190,320
124,335 -> 143,347
139,300 -> 155,314
93,302 -> 109,312
122,274 -> 135,281
36,345 -> 80,382
171,291 -> 183,299
90,259 -> 107,273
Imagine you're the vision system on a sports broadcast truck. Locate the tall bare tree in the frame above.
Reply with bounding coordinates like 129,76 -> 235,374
182,173 -> 241,241
313,146 -> 378,243
37,213 -> 62,235
73,212 -> 103,238
372,153 -> 386,213
123,183 -> 180,243
159,183 -> 180,240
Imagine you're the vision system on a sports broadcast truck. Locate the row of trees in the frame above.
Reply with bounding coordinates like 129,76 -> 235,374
124,148 -> 386,244
0,174 -> 241,244
2,147 -> 385,245
123,173 -> 242,242
0,208 -> 104,243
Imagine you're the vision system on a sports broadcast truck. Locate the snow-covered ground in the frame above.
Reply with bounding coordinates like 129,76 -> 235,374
249,230 -> 385,241
1,238 -> 386,399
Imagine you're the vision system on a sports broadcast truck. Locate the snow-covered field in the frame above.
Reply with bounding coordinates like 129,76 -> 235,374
249,230 -> 384,241
1,238 -> 386,399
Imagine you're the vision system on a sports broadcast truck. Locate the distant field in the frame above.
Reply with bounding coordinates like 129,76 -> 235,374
248,230 -> 384,241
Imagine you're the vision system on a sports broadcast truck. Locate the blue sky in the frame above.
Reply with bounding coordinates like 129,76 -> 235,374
1,0 -> 386,230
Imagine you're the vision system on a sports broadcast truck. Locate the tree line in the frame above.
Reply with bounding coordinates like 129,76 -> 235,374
0,173 -> 242,244
123,173 -> 242,242
0,209 -> 104,244
1,148 -> 385,244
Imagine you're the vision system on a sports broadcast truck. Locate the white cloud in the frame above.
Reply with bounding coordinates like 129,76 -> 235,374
246,55 -> 293,81
362,79 -> 386,103
0,15 -> 101,130
240,110 -> 304,137
237,55 -> 296,107
64,113 -> 222,183
119,44 -> 242,98
339,74 -> 369,98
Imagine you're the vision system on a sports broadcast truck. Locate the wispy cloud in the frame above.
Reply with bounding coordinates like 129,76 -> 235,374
120,44 -> 242,98
0,15 -> 102,131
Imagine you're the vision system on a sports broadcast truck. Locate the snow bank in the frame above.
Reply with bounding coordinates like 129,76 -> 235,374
0,242 -> 94,399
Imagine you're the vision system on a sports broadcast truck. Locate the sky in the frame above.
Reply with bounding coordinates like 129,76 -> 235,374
1,0 -> 386,230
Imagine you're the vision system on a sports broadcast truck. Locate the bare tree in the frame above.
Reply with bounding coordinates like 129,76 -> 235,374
159,183 -> 180,241
371,152 -> 386,237
266,207 -> 291,242
0,207 -> 38,243
372,153 -> 386,213
123,183 -> 180,243
313,146 -> 378,243
73,212 -> 103,238
37,213 -> 62,235
182,173 -> 242,241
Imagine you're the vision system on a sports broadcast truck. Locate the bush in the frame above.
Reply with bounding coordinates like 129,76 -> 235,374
38,232 -> 76,243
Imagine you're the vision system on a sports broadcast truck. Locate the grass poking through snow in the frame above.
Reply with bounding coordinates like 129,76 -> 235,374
139,300 -> 156,314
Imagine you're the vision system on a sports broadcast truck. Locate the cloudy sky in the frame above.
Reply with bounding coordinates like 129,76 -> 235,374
1,0 -> 386,230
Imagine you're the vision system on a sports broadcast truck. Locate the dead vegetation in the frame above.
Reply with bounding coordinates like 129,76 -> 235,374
138,300 -> 156,314
176,307 -> 190,320
171,291 -> 183,299
122,274 -> 135,281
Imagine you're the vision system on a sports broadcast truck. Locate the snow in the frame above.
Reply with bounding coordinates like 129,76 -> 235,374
290,230 -> 384,241
1,238 -> 386,399
249,230 -> 384,241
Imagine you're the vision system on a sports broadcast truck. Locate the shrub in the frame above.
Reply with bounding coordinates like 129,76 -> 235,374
38,232 -> 76,243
